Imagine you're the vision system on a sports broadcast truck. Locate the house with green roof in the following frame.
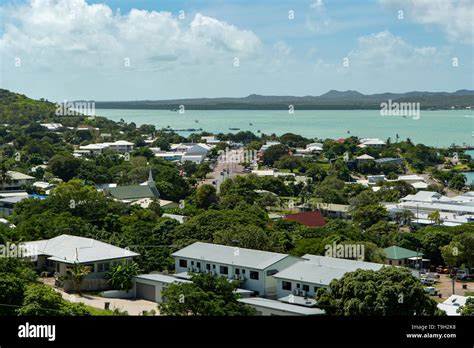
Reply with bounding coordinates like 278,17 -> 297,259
383,246 -> 429,269
103,170 -> 159,203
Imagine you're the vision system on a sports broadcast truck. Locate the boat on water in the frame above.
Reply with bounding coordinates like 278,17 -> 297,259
249,122 -> 253,126
229,127 -> 240,130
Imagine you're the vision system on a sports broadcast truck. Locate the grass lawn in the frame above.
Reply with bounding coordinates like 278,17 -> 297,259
84,305 -> 116,316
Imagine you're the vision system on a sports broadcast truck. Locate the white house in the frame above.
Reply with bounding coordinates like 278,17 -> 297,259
273,254 -> 384,300
40,123 -> 64,131
358,138 -> 385,148
0,171 -> 35,191
107,140 -> 134,153
437,295 -> 473,316
171,242 -> 301,297
387,191 -> 474,226
23,234 -> 139,291
237,297 -> 325,316
78,140 -> 134,155
133,273 -> 191,303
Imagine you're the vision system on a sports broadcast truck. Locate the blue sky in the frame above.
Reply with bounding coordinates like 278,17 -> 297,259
0,0 -> 472,101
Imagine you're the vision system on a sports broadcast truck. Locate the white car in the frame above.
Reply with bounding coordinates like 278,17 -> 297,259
424,287 -> 438,296
420,277 -> 435,285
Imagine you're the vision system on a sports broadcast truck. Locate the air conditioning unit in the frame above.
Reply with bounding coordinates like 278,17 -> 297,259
194,267 -> 200,272
239,275 -> 246,281
209,270 -> 215,276
233,274 -> 239,280
301,290 -> 307,297
293,289 -> 299,295
187,267 -> 193,272
204,269 -> 210,274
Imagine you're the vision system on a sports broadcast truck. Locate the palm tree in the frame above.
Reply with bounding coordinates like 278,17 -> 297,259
66,263 -> 91,294
428,210 -> 442,225
395,209 -> 415,227
0,160 -> 11,192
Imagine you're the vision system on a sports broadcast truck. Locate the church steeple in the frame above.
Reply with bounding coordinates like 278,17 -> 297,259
147,169 -> 155,186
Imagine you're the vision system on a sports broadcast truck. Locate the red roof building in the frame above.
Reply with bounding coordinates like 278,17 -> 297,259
335,138 -> 345,143
283,211 -> 326,227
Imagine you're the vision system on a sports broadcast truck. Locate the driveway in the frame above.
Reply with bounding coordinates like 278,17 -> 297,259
55,287 -> 160,315
434,274 -> 473,298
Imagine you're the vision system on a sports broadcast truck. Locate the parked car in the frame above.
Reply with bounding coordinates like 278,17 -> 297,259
436,266 -> 449,274
421,277 -> 435,285
424,287 -> 438,296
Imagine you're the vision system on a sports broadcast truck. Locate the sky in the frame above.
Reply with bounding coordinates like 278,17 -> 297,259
0,0 -> 473,101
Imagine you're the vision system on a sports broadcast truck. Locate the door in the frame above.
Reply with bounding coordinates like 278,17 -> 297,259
136,282 -> 156,302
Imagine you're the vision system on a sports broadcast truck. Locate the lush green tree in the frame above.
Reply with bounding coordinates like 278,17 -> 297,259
159,273 -> 256,316
195,184 -> 218,209
419,229 -> 452,266
449,173 -> 467,191
459,298 -> 474,316
349,190 -> 378,209
0,273 -> 26,315
352,204 -> 388,230
263,144 -> 289,165
453,232 -> 474,268
440,241 -> 464,269
275,155 -> 303,173
17,284 -> 90,316
105,261 -> 141,292
317,267 -> 440,316
213,225 -> 271,251
49,153 -> 81,181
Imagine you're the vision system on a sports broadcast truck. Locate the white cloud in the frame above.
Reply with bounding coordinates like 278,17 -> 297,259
310,0 -> 325,10
0,0 -> 261,74
379,0 -> 474,44
347,31 -> 442,68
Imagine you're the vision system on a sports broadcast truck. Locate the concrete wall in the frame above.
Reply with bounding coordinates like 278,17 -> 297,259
174,255 -> 301,297
133,279 -> 169,303
276,278 -> 327,299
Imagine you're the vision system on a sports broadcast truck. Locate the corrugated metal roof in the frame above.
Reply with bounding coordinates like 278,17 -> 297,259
23,234 -> 139,264
274,254 -> 383,286
238,298 -> 325,315
171,242 -> 291,270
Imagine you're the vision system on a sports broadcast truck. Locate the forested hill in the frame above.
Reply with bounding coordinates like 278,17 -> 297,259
0,89 -> 59,125
91,89 -> 474,110
0,89 -> 115,128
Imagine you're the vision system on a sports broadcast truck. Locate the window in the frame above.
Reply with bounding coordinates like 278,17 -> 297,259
389,260 -> 392,265
302,284 -> 309,292
235,268 -> 240,275
97,262 -> 110,273
242,269 -> 246,274
179,259 -> 187,268
296,283 -> 300,289
219,266 -> 228,275
196,262 -> 201,269
206,263 -> 211,270
314,286 -> 318,293
191,261 -> 194,265
282,281 -> 292,291
250,271 -> 259,280
212,264 -> 216,269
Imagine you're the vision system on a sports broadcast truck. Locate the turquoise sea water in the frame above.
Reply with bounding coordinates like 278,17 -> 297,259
95,109 -> 473,148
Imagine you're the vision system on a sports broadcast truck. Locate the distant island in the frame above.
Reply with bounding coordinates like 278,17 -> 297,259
88,90 -> 474,110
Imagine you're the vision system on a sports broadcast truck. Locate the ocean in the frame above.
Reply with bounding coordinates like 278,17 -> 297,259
95,109 -> 473,148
